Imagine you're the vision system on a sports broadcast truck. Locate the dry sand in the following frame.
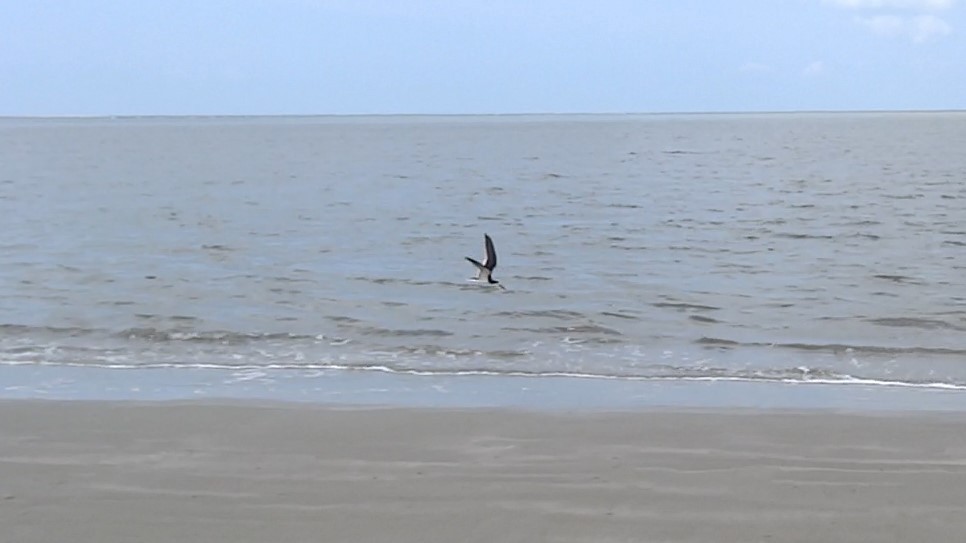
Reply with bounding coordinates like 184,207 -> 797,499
2,401 -> 966,542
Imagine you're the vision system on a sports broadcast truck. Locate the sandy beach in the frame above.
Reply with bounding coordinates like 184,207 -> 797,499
2,401 -> 965,542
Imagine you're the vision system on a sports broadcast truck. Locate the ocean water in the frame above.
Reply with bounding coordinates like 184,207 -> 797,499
2,113 -> 966,407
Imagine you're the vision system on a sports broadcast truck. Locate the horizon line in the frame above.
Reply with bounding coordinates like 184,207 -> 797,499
2,108 -> 965,120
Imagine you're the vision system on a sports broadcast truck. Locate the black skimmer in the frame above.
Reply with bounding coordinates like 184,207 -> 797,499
465,233 -> 506,289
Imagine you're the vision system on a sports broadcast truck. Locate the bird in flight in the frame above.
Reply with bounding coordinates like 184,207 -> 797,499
465,233 -> 506,290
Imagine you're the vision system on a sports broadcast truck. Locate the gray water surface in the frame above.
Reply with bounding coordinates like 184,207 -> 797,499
2,113 -> 965,395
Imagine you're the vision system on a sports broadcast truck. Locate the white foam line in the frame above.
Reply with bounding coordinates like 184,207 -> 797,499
2,360 -> 966,391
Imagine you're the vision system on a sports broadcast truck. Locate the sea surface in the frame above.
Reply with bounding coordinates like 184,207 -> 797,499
2,112 -> 966,409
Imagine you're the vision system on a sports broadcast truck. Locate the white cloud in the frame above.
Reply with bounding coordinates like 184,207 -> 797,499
856,14 -> 907,36
802,60 -> 825,77
825,0 -> 954,9
910,13 -> 953,40
828,0 -> 956,41
856,13 -> 951,40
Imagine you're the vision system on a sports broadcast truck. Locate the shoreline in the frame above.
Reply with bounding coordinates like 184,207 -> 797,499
2,401 -> 966,542
3,363 -> 966,413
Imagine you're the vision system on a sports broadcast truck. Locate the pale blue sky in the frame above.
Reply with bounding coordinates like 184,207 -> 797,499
3,0 -> 964,115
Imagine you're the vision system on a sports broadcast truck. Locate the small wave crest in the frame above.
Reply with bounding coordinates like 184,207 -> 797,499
506,324 -> 622,336
696,337 -> 966,357
118,328 -> 324,344
493,309 -> 587,320
0,324 -> 328,345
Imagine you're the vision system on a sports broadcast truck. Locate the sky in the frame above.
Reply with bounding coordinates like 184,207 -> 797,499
2,0 -> 965,115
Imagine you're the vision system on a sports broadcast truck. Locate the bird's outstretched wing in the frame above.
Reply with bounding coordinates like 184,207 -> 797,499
465,257 -> 487,279
483,234 -> 497,270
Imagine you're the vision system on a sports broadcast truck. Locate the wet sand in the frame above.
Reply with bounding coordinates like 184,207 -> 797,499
2,401 -> 966,542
